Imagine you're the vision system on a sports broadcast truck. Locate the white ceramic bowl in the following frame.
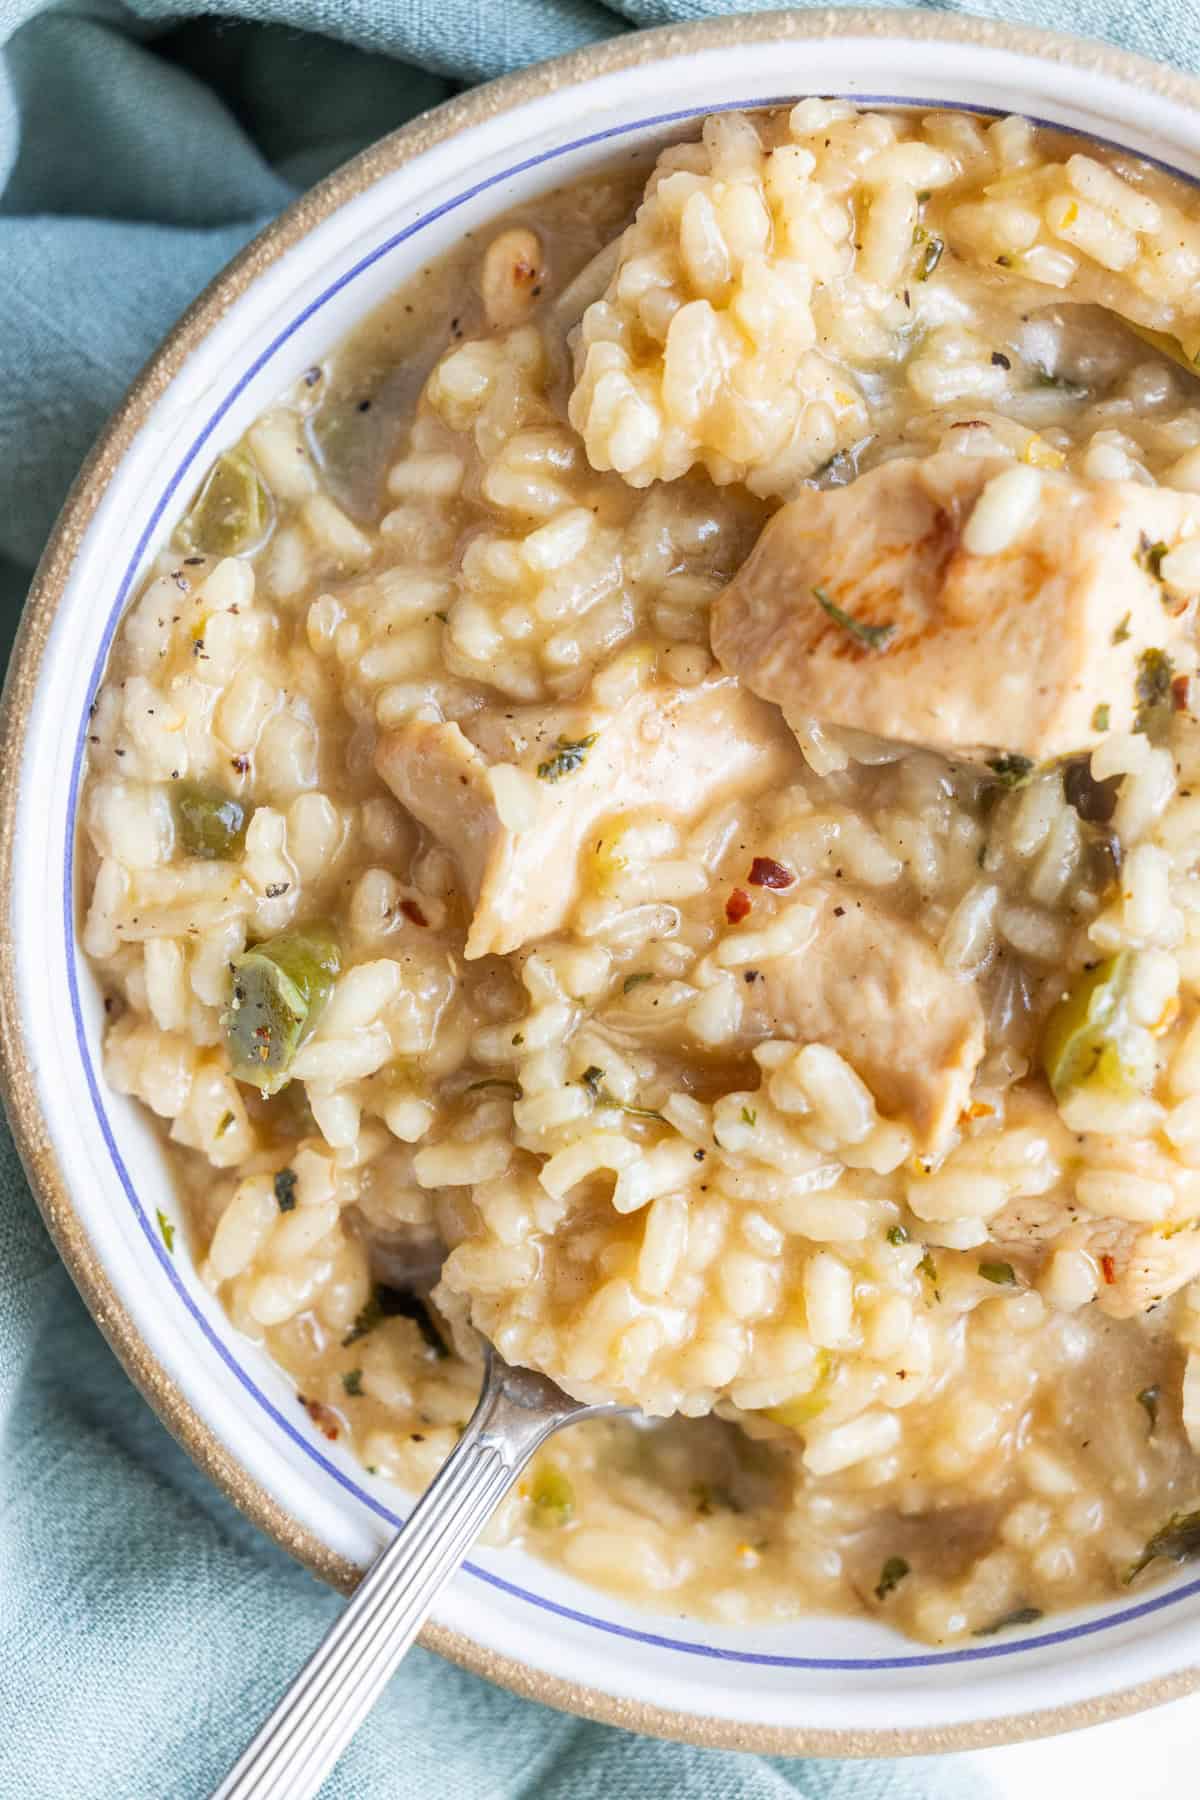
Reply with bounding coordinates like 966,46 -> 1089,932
6,9 -> 1200,1755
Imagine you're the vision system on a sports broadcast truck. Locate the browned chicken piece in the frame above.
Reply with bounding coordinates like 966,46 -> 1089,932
375,678 -> 800,959
710,452 -> 1199,763
741,882 -> 986,1151
991,1191 -> 1200,1320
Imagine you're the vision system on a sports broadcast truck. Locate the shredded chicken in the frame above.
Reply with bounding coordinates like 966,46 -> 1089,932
741,882 -> 986,1151
375,678 -> 799,958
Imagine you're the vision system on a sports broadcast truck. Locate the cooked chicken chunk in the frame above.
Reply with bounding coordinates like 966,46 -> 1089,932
375,678 -> 799,959
711,453 -> 1199,763
741,882 -> 986,1151
993,1193 -> 1200,1320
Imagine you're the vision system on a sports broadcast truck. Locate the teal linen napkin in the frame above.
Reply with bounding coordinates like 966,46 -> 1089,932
1,5 -> 1195,1794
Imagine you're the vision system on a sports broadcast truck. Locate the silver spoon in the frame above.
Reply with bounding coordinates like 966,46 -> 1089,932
212,1344 -> 617,1800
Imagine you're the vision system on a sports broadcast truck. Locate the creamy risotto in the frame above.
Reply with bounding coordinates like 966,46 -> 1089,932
82,103 -> 1200,1643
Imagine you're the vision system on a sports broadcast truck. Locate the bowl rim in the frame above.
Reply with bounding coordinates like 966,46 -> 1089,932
6,4 -> 1200,1757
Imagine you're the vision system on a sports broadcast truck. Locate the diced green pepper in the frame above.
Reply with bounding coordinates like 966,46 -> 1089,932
1125,1507 -> 1200,1582
529,1462 -> 574,1528
177,451 -> 271,557
172,780 -> 249,861
765,1351 -> 832,1432
1041,952 -> 1144,1102
224,923 -> 340,1094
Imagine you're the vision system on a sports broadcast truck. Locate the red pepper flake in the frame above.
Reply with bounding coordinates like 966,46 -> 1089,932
1100,1253 -> 1117,1285
747,856 -> 795,890
400,898 -> 429,927
725,888 -> 752,924
300,1396 -> 340,1440
1173,674 -> 1193,713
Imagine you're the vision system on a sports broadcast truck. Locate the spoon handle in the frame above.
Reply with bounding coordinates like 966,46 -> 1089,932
212,1352 -> 589,1800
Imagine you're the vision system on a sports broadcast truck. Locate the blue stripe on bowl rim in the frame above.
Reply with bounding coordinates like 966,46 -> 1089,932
60,90 -> 1200,1672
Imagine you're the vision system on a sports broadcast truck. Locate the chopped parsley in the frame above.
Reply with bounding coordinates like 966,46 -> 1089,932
1136,533 -> 1169,582
342,1286 -> 449,1358
741,1106 -> 758,1127
887,1224 -> 909,1246
813,585 -> 896,651
1091,704 -> 1111,732
156,1209 -> 176,1254
917,1250 -> 941,1301
874,1555 -> 910,1601
1032,365 -> 1086,398
342,1369 -> 364,1397
578,1064 -> 664,1122
1113,612 -> 1132,645
536,733 -> 598,782
622,972 -> 653,994
1134,645 -> 1175,736
1137,1385 -> 1160,1432
1125,1509 -> 1200,1583
978,1260 -> 1017,1286
986,752 -> 1035,789
973,1606 -> 1043,1637
274,1167 -> 298,1212
215,1109 -> 236,1138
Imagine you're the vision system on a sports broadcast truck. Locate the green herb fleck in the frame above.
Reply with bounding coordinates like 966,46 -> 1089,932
215,1109 -> 236,1138
1032,365 -> 1086,398
579,1063 -> 664,1122
342,1286 -> 448,1358
1135,646 -> 1175,736
1092,704 -> 1111,732
741,1106 -> 758,1127
1125,1509 -> 1200,1583
986,752 -> 1035,789
918,1250 -> 941,1301
995,254 -> 1013,267
1137,1385 -> 1160,1432
156,1209 -> 176,1254
274,1167 -> 298,1212
465,1077 -> 522,1098
917,235 -> 944,279
887,1224 -> 909,1246
813,585 -> 895,651
973,1606 -> 1044,1637
434,610 -> 449,622
1113,612 -> 1132,645
978,1260 -> 1017,1286
916,188 -> 932,203
623,972 -> 653,994
511,1032 -> 525,1046
1136,533 -> 1169,582
342,1369 -> 364,1397
874,1555 -> 910,1601
536,733 -> 598,782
